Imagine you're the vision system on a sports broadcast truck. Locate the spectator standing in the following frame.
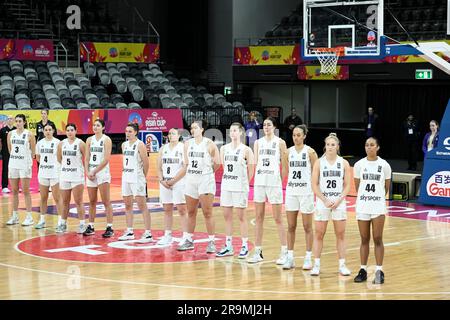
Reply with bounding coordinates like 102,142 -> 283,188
402,114 -> 420,171
244,111 -> 262,146
283,108 -> 303,147
422,120 -> 439,156
362,107 -> 379,138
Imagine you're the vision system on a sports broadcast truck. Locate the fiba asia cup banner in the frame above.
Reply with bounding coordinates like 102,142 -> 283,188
80,42 -> 160,63
234,45 -> 299,65
0,39 -> 54,61
0,109 -> 182,135
420,99 -> 450,207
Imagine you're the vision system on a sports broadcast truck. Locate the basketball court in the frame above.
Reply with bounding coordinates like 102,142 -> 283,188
0,155 -> 449,300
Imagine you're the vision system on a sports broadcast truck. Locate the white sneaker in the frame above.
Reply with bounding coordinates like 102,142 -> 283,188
21,215 -> 34,226
157,235 -> 173,245
310,265 -> 320,276
339,264 -> 351,276
276,251 -> 288,265
34,221 -> 46,229
282,257 -> 295,270
2,188 -> 10,193
247,250 -> 264,264
118,231 -> 135,241
55,223 -> 67,233
77,223 -> 86,234
137,231 -> 153,244
6,215 -> 19,225
302,257 -> 313,270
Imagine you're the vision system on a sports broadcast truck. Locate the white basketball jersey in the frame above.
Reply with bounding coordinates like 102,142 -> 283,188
161,142 -> 185,183
36,137 -> 60,179
186,138 -> 213,182
221,143 -> 249,192
60,138 -> 85,181
122,139 -> 145,183
88,134 -> 110,177
354,157 -> 392,214
254,136 -> 281,187
9,129 -> 32,170
317,156 -> 345,210
286,145 -> 312,196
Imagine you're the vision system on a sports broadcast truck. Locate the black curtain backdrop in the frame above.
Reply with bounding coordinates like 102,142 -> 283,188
367,83 -> 450,159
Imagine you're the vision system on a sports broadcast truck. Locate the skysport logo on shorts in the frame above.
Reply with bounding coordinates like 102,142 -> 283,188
426,171 -> 450,197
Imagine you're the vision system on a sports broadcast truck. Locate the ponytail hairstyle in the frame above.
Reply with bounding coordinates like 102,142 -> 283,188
15,114 -> 27,129
324,132 -> 341,155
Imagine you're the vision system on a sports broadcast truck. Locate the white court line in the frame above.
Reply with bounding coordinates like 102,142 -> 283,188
2,233 -> 450,297
0,261 -> 449,296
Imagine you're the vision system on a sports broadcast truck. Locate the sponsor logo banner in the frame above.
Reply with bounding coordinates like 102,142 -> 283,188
80,42 -> 159,63
0,109 -> 182,135
234,45 -> 299,65
0,39 -> 54,61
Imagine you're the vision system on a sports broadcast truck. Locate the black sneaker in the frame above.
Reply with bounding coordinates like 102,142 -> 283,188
83,225 -> 95,236
373,270 -> 384,284
102,226 -> 114,238
353,268 -> 368,283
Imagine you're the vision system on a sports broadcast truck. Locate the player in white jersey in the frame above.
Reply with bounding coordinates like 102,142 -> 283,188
216,123 -> 255,258
118,123 -> 153,243
248,117 -> 289,265
84,119 -> 114,238
353,137 -> 391,285
6,114 -> 36,226
34,124 -> 61,229
177,119 -> 220,254
282,125 -> 318,270
56,123 -> 87,234
311,133 -> 352,276
157,128 -> 187,245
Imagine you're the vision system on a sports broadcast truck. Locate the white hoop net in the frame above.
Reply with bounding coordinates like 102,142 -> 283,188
311,48 -> 341,75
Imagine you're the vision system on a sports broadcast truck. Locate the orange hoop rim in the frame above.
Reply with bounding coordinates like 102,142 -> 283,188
311,47 -> 345,57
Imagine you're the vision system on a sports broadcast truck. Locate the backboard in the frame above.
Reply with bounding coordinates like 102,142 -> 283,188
303,0 -> 384,58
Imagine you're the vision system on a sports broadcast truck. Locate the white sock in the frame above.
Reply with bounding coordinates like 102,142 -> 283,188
58,216 -> 62,224
281,245 -> 287,253
186,233 -> 193,242
339,259 -> 346,267
89,222 -> 94,227
79,220 -> 85,225
127,227 -> 134,233
208,235 -> 215,241
376,265 -> 383,271
255,246 -> 262,253
27,212 -> 33,218
106,223 -> 113,228
164,230 -> 172,237
305,251 -> 312,259
39,215 -> 46,222
182,232 -> 188,240
61,219 -> 66,225
287,250 -> 294,259
314,258 -> 321,267
12,211 -> 18,217
145,230 -> 152,236
242,237 -> 248,247
361,265 -> 368,271
226,236 -> 232,247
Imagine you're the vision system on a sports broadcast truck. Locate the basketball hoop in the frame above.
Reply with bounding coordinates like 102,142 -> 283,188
311,47 -> 345,75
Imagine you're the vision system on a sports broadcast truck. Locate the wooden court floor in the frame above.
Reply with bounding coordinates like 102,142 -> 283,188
1,181 -> 450,300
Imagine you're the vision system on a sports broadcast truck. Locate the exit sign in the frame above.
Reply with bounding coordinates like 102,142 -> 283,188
416,69 -> 433,79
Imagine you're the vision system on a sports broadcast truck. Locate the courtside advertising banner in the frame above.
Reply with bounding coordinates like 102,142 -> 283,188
0,109 -> 182,135
138,131 -> 162,153
234,45 -> 299,65
80,42 -> 160,63
420,99 -> 450,207
0,39 -> 54,61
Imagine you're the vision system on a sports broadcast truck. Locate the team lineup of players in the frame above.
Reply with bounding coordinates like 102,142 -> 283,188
5,114 -> 391,284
